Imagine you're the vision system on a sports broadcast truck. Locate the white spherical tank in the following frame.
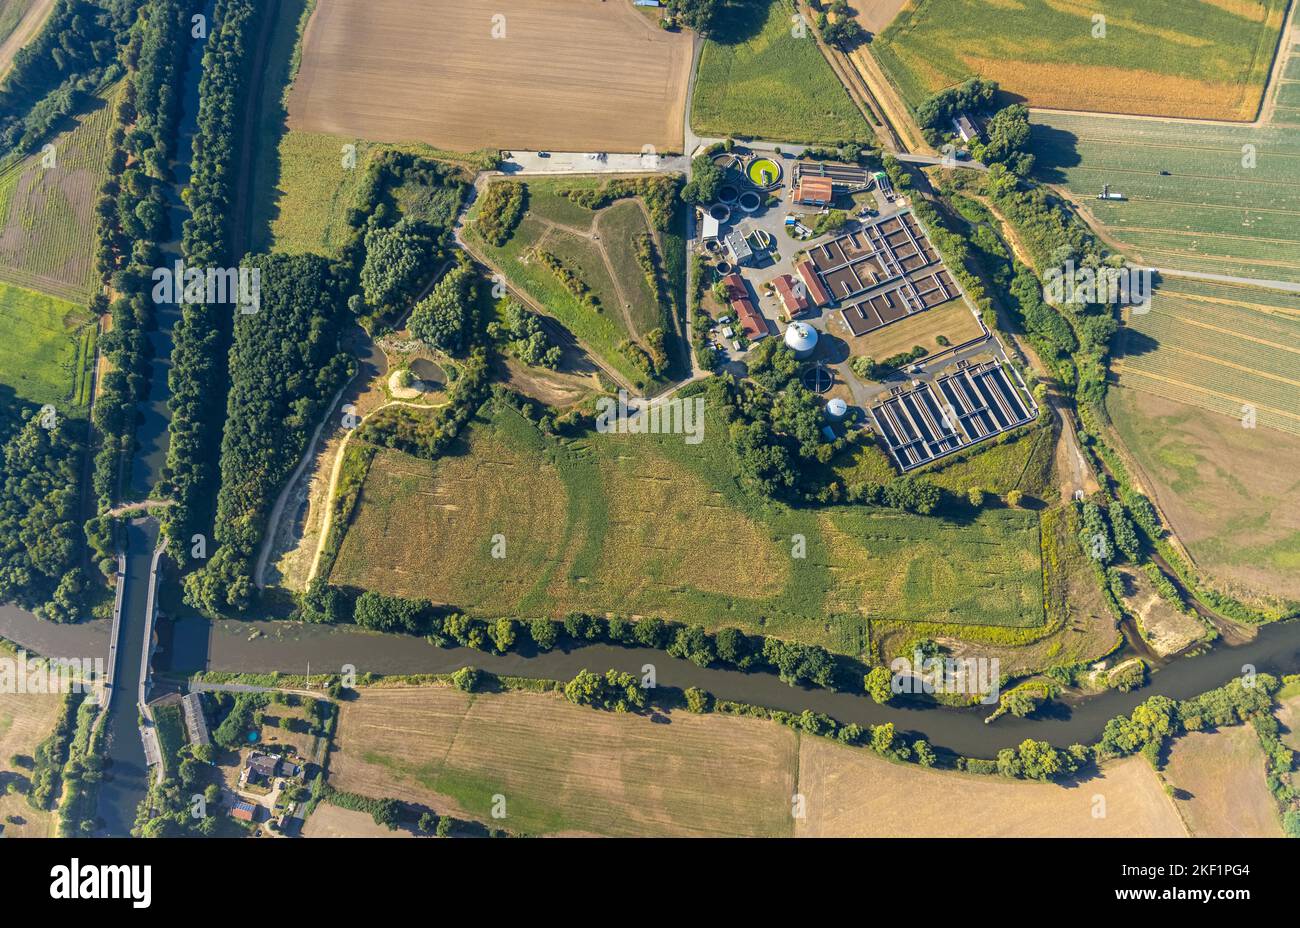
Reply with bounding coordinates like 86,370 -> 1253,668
826,397 -> 847,419
784,322 -> 818,359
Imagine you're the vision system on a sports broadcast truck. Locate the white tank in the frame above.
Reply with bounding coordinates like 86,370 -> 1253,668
826,397 -> 847,419
784,322 -> 818,359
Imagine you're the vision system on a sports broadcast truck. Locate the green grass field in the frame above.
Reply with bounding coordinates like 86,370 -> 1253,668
0,89 -> 116,301
330,401 -> 1047,654
690,0 -> 869,142
875,0 -> 1287,120
1032,111 -> 1300,284
0,279 -> 94,414
466,176 -> 681,387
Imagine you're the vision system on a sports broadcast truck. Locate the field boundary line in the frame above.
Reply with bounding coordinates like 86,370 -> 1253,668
1152,313 -> 1300,356
1113,364 -> 1300,425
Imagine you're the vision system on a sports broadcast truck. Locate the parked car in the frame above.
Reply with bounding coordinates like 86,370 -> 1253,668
537,151 -> 550,158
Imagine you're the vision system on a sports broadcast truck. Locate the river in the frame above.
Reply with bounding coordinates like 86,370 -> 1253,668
6,604 -> 1296,762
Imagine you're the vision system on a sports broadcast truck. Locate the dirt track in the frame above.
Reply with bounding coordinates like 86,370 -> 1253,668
288,0 -> 693,153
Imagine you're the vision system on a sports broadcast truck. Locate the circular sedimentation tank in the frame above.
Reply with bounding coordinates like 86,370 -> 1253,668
717,183 -> 741,204
709,202 -> 732,222
746,156 -> 782,188
737,189 -> 762,213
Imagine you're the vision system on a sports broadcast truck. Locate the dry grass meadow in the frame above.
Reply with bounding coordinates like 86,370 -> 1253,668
303,803 -> 413,837
287,0 -> 693,153
324,685 -> 1206,838
1162,724 -> 1283,837
828,298 -> 985,361
329,685 -> 799,836
1108,387 -> 1300,606
330,402 -> 1049,652
0,690 -> 64,838
795,737 -> 1186,837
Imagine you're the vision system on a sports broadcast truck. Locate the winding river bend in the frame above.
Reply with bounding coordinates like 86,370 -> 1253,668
6,604 -> 1294,762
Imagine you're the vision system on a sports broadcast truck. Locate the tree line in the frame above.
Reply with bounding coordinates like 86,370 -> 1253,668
162,0 -> 264,562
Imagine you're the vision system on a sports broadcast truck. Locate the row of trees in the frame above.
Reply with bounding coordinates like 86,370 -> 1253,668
162,0 -> 264,561
302,583 -> 846,691
91,0 -> 199,513
183,253 -> 353,613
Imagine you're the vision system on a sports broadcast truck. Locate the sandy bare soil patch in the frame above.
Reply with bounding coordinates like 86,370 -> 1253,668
1162,724 -> 1283,837
288,0 -> 692,153
330,685 -> 799,836
1115,566 -> 1207,657
851,0 -> 911,34
795,737 -> 1186,837
302,803 -> 412,838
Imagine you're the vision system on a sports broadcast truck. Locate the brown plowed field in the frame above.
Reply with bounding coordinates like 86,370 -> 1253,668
287,0 -> 693,153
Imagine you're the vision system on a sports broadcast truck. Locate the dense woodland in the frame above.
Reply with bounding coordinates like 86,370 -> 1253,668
163,0 -> 262,562
0,0 -> 139,153
182,253 -> 352,613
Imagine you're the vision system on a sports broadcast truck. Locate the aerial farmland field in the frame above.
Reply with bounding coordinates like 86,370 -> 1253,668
287,0 -> 693,153
874,0 -> 1288,120
1032,111 -> 1300,283
1113,277 -> 1300,436
0,279 -> 95,413
1108,387 -> 1300,605
329,400 -> 1048,654
330,685 -> 799,837
690,0 -> 869,142
0,90 -> 115,301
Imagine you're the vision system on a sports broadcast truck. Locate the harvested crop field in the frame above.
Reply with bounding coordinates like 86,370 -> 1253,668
794,736 -> 1184,837
0,90 -> 115,301
287,0 -> 692,153
330,400 -> 1048,654
1162,724 -> 1282,837
1031,112 -> 1300,283
1107,388 -> 1300,606
330,685 -> 799,837
875,0 -> 1288,120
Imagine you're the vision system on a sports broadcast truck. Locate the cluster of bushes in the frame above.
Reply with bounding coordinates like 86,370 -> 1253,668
475,180 -> 526,246
323,786 -> 498,837
557,175 -> 681,230
181,253 -> 353,613
163,0 -> 266,562
0,411 -> 90,621
718,699 -> 934,765
1253,705 -> 1300,836
534,249 -> 600,311
816,0 -> 866,48
487,300 -> 562,369
915,78 -> 997,146
620,328 -> 669,380
358,347 -> 491,460
91,0 -> 199,510
850,345 -> 927,380
26,692 -> 82,809
564,669 -> 647,713
56,700 -> 108,836
0,0 -> 129,152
